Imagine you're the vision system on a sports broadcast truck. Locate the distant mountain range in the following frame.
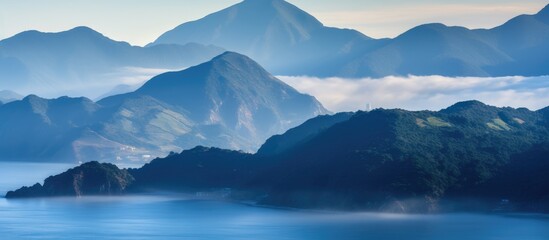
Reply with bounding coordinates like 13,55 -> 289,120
8,101 -> 549,213
149,0 -> 377,76
151,0 -> 549,78
1,1 -> 548,97
0,52 -> 327,163
0,26 -> 224,98
0,90 -> 22,103
349,4 -> 549,77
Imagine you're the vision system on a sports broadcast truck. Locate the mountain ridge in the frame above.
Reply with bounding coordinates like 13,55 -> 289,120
150,1 -> 549,78
7,100 -> 549,213
0,26 -> 225,98
2,2 -> 547,84
149,0 -> 374,76
0,90 -> 22,103
0,52 -> 328,162
100,51 -> 328,150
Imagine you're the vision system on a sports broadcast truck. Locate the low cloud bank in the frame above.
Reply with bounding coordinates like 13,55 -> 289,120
279,75 -> 549,112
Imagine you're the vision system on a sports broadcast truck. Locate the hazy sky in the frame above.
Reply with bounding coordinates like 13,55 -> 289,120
0,0 -> 547,46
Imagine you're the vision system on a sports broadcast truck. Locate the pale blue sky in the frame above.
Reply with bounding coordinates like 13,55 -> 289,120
0,0 -> 547,46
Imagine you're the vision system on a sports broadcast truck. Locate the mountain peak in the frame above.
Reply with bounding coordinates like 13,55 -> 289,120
444,100 -> 488,111
130,51 -> 327,147
419,23 -> 448,29
59,26 -> 116,40
22,94 -> 43,102
224,0 -> 320,25
150,0 -> 324,48
148,0 -> 373,76
67,26 -> 99,33
136,51 -> 284,102
96,50 -> 327,154
399,22 -> 471,37
16,26 -> 101,37
538,4 -> 549,18
441,100 -> 503,119
209,51 -> 260,70
5,26 -> 114,44
239,0 -> 292,8
242,0 -> 284,4
63,26 -> 104,37
211,51 -> 252,62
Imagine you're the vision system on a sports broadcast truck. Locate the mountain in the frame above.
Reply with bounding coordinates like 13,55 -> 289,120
96,52 -> 328,153
149,0 -> 377,76
9,101 -> 549,213
94,84 -> 142,101
257,112 -> 354,156
130,147 -> 255,192
337,4 -> 549,77
0,95 -> 103,160
344,24 -> 510,77
0,90 -> 22,103
0,52 -> 328,162
0,26 -> 224,98
151,1 -> 549,78
2,2 -> 546,84
6,161 -> 134,198
479,5 -> 549,76
251,101 -> 549,211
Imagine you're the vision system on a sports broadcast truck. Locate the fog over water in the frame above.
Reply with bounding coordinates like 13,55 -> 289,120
1,195 -> 548,240
0,162 -> 548,239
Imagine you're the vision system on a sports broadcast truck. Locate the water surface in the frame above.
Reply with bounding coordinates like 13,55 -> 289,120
0,162 -> 547,239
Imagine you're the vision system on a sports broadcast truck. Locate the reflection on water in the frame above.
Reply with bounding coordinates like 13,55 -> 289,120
0,162 -> 548,240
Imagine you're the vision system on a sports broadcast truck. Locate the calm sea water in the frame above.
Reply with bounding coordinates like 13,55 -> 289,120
0,162 -> 548,240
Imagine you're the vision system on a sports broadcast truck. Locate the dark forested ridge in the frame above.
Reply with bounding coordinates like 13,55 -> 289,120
6,161 -> 134,198
7,101 -> 549,213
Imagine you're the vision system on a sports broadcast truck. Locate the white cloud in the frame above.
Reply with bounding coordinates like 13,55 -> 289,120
279,75 -> 549,112
102,67 -> 175,85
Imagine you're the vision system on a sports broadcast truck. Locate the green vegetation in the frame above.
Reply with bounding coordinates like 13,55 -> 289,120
6,162 -> 134,198
513,118 -> 525,124
426,117 -> 452,127
416,118 -> 427,128
8,101 -> 549,213
487,118 -> 511,131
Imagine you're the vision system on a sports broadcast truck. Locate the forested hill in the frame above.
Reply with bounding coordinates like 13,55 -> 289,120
8,101 -> 549,213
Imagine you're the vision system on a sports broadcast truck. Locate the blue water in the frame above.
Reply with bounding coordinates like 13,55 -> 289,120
0,162 -> 548,239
